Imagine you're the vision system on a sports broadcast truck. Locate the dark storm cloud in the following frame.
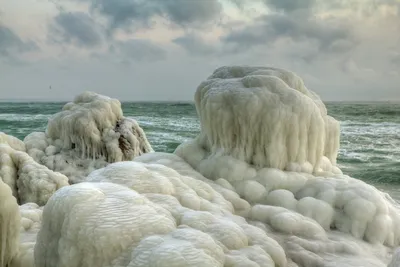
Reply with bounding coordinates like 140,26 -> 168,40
90,0 -> 222,31
112,39 -> 166,62
173,34 -> 218,56
49,11 -> 103,47
0,25 -> 38,62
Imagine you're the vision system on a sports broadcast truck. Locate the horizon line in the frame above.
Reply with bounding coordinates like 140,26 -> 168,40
0,99 -> 399,104
0,99 -> 196,103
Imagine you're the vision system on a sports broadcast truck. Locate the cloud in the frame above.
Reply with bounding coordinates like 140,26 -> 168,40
90,0 -> 223,31
0,0 -> 399,101
222,6 -> 357,59
391,52 -> 400,66
111,39 -> 166,63
341,58 -> 377,81
0,25 -> 38,63
264,0 -> 316,13
49,11 -> 104,47
173,33 -> 219,56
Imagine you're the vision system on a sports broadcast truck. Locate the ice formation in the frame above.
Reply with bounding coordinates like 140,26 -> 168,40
24,92 -> 153,183
34,153 -> 397,267
2,66 -> 400,267
181,66 -> 340,174
13,203 -> 42,267
0,178 -> 20,267
0,132 -> 69,206
388,248 -> 400,267
136,153 -> 398,266
36,171 -> 286,267
1,132 -> 26,195
0,132 -> 26,152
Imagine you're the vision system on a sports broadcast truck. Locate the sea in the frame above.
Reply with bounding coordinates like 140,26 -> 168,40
1,101 -> 399,199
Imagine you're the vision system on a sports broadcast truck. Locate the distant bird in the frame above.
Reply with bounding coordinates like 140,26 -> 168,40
49,85 -> 52,90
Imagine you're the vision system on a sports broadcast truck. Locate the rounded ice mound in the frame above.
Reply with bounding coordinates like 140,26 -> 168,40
86,161 -> 238,215
34,181 -> 287,267
24,92 -> 153,183
133,152 -> 253,217
182,66 -> 340,173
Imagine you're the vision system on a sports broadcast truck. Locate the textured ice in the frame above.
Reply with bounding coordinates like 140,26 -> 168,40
33,153 -> 397,267
24,92 -> 153,183
0,134 -> 68,206
0,132 -> 26,152
0,178 -> 20,267
35,179 -> 286,267
1,66 -> 400,267
184,66 -> 340,173
136,152 -> 398,266
388,248 -> 400,267
13,203 -> 42,267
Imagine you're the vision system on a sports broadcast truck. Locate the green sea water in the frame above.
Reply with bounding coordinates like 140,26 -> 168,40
0,101 -> 399,187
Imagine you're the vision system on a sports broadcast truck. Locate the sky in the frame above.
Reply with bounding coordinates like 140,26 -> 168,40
0,0 -> 399,101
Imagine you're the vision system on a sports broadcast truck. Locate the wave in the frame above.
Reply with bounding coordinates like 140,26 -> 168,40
0,113 -> 51,122
340,120 -> 400,127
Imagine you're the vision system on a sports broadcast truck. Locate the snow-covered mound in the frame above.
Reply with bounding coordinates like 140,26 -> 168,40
24,92 -> 153,183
